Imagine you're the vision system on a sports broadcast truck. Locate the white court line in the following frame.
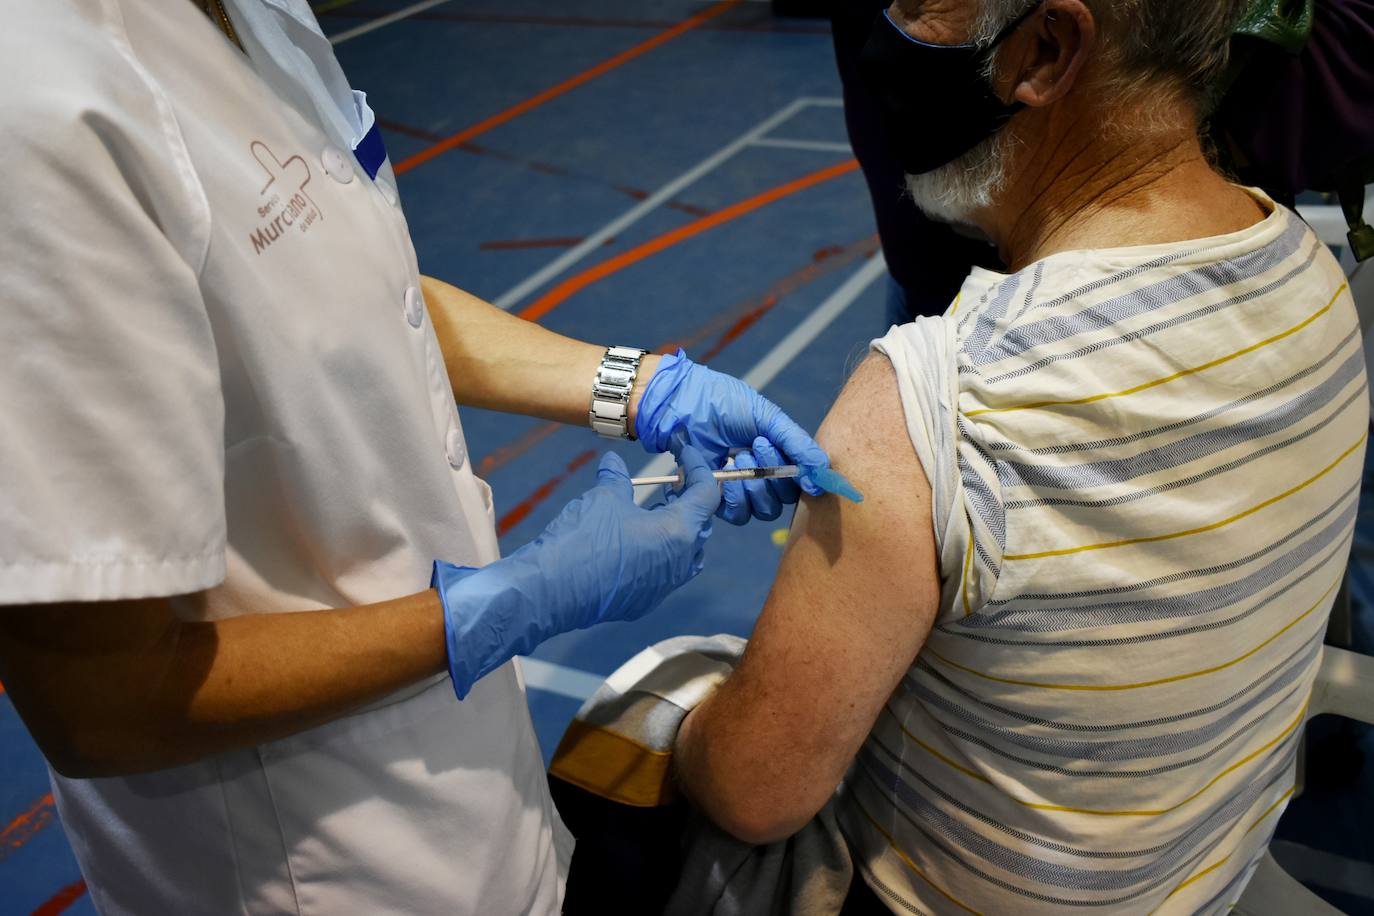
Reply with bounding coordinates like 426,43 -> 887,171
519,657 -> 606,701
330,0 -> 453,44
632,253 -> 888,504
334,13 -> 857,700
741,253 -> 886,390
526,253 -> 888,700
508,99 -> 870,696
492,98 -> 839,310
750,137 -> 854,155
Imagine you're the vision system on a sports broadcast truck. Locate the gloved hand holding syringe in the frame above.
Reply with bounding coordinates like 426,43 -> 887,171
632,464 -> 864,503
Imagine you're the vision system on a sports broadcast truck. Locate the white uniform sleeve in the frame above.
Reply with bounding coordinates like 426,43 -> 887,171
0,8 -> 224,604
872,319 -> 1002,622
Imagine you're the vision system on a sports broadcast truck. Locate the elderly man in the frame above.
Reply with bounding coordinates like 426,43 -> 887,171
674,0 -> 1367,912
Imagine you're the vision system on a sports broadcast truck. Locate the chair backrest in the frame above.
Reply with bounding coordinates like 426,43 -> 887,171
1296,200 -> 1373,408
1348,250 -> 1373,414
1233,645 -> 1374,915
1350,254 -> 1373,335
1310,645 -> 1374,724
1295,190 -> 1374,265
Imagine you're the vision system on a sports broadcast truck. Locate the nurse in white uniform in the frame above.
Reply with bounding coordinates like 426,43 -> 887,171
0,1 -> 833,913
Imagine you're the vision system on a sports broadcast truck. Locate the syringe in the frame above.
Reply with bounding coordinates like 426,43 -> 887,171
630,465 -> 800,488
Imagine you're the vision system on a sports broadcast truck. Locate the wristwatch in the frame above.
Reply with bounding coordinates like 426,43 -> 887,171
589,346 -> 648,439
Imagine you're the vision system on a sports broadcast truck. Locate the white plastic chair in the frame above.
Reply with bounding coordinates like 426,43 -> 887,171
1352,259 -> 1373,417
1297,195 -> 1373,412
1233,646 -> 1374,914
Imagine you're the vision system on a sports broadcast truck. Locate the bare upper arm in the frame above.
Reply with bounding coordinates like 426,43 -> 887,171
677,353 -> 941,841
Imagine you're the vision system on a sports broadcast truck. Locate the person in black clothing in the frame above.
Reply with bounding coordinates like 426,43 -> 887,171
830,2 -> 999,327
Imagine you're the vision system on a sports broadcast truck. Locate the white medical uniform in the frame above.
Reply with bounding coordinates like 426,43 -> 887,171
0,1 -> 570,912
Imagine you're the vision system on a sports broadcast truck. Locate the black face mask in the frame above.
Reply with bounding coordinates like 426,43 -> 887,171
858,4 -> 1042,176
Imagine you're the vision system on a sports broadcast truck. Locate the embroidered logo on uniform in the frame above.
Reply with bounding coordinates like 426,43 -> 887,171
248,141 -> 323,255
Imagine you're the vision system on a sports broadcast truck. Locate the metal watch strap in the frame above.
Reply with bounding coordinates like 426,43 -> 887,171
589,346 -> 647,439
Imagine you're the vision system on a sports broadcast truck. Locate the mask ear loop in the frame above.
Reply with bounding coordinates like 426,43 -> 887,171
977,0 -> 1046,108
988,0 -> 1048,48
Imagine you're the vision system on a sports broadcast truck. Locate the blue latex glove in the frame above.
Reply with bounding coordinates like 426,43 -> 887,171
434,444 -> 720,700
635,350 -> 832,526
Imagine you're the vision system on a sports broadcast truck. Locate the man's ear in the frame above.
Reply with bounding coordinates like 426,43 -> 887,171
1003,0 -> 1096,108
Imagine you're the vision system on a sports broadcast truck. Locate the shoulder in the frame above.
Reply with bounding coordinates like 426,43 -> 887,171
818,354 -> 918,483
0,1 -> 208,265
1,2 -> 131,121
809,353 -> 935,578
0,1 -> 180,169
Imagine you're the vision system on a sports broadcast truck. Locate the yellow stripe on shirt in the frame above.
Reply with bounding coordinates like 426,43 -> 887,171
884,701 -> 1309,817
965,284 -> 1347,418
926,575 -> 1338,691
1151,784 -> 1296,911
850,793 -> 984,915
1004,433 -> 1365,561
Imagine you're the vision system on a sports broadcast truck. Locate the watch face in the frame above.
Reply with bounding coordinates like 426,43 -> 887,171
599,365 -> 636,387
591,349 -> 644,439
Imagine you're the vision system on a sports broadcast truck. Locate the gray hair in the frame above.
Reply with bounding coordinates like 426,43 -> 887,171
973,0 -> 1251,114
906,0 -> 1250,225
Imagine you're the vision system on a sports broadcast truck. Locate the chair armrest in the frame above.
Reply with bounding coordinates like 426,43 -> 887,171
1310,646 -> 1374,724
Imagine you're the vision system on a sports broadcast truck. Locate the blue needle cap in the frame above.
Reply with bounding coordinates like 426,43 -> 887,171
806,467 -> 864,503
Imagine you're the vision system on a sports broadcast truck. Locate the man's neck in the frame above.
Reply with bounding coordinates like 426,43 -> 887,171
980,105 -> 1266,272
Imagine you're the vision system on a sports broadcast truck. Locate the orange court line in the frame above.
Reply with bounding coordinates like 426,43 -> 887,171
497,449 -> 599,535
394,0 -> 744,174
1,792 -> 56,863
474,235 -> 876,477
32,879 -> 88,916
475,234 -> 877,480
517,158 -> 861,323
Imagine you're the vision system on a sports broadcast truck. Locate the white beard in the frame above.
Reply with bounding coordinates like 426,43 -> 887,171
905,129 -> 1015,232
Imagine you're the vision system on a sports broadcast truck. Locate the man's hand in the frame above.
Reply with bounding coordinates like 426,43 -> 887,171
633,350 -> 832,525
672,354 -> 940,844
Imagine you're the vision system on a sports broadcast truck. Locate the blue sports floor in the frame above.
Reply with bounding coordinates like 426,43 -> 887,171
1,2 -> 1371,912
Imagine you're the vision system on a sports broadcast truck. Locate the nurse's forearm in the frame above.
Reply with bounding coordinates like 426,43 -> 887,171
421,275 -> 662,427
0,590 -> 447,778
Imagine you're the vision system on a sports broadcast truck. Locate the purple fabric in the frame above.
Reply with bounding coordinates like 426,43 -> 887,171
1218,0 -> 1374,197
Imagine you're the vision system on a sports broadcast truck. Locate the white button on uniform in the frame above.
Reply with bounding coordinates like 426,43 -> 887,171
321,146 -> 354,184
446,426 -> 467,469
403,286 -> 424,328
377,180 -> 399,207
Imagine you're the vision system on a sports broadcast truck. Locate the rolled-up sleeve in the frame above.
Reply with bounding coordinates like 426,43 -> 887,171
0,18 -> 224,604
872,318 -> 1002,622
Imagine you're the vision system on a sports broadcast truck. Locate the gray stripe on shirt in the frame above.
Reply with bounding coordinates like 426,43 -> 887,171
903,652 -> 1312,763
956,520 -> 1352,634
984,327 -> 1359,456
981,483 -> 1359,608
980,240 -> 1321,386
965,216 -> 1306,368
999,356 -> 1363,495
913,629 -> 1322,734
856,740 -> 1297,897
1006,384 -> 1366,511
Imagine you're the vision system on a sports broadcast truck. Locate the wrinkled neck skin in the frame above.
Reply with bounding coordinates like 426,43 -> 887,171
972,94 -> 1267,272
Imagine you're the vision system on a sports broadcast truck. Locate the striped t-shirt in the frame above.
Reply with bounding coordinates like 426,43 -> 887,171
842,191 -> 1367,915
